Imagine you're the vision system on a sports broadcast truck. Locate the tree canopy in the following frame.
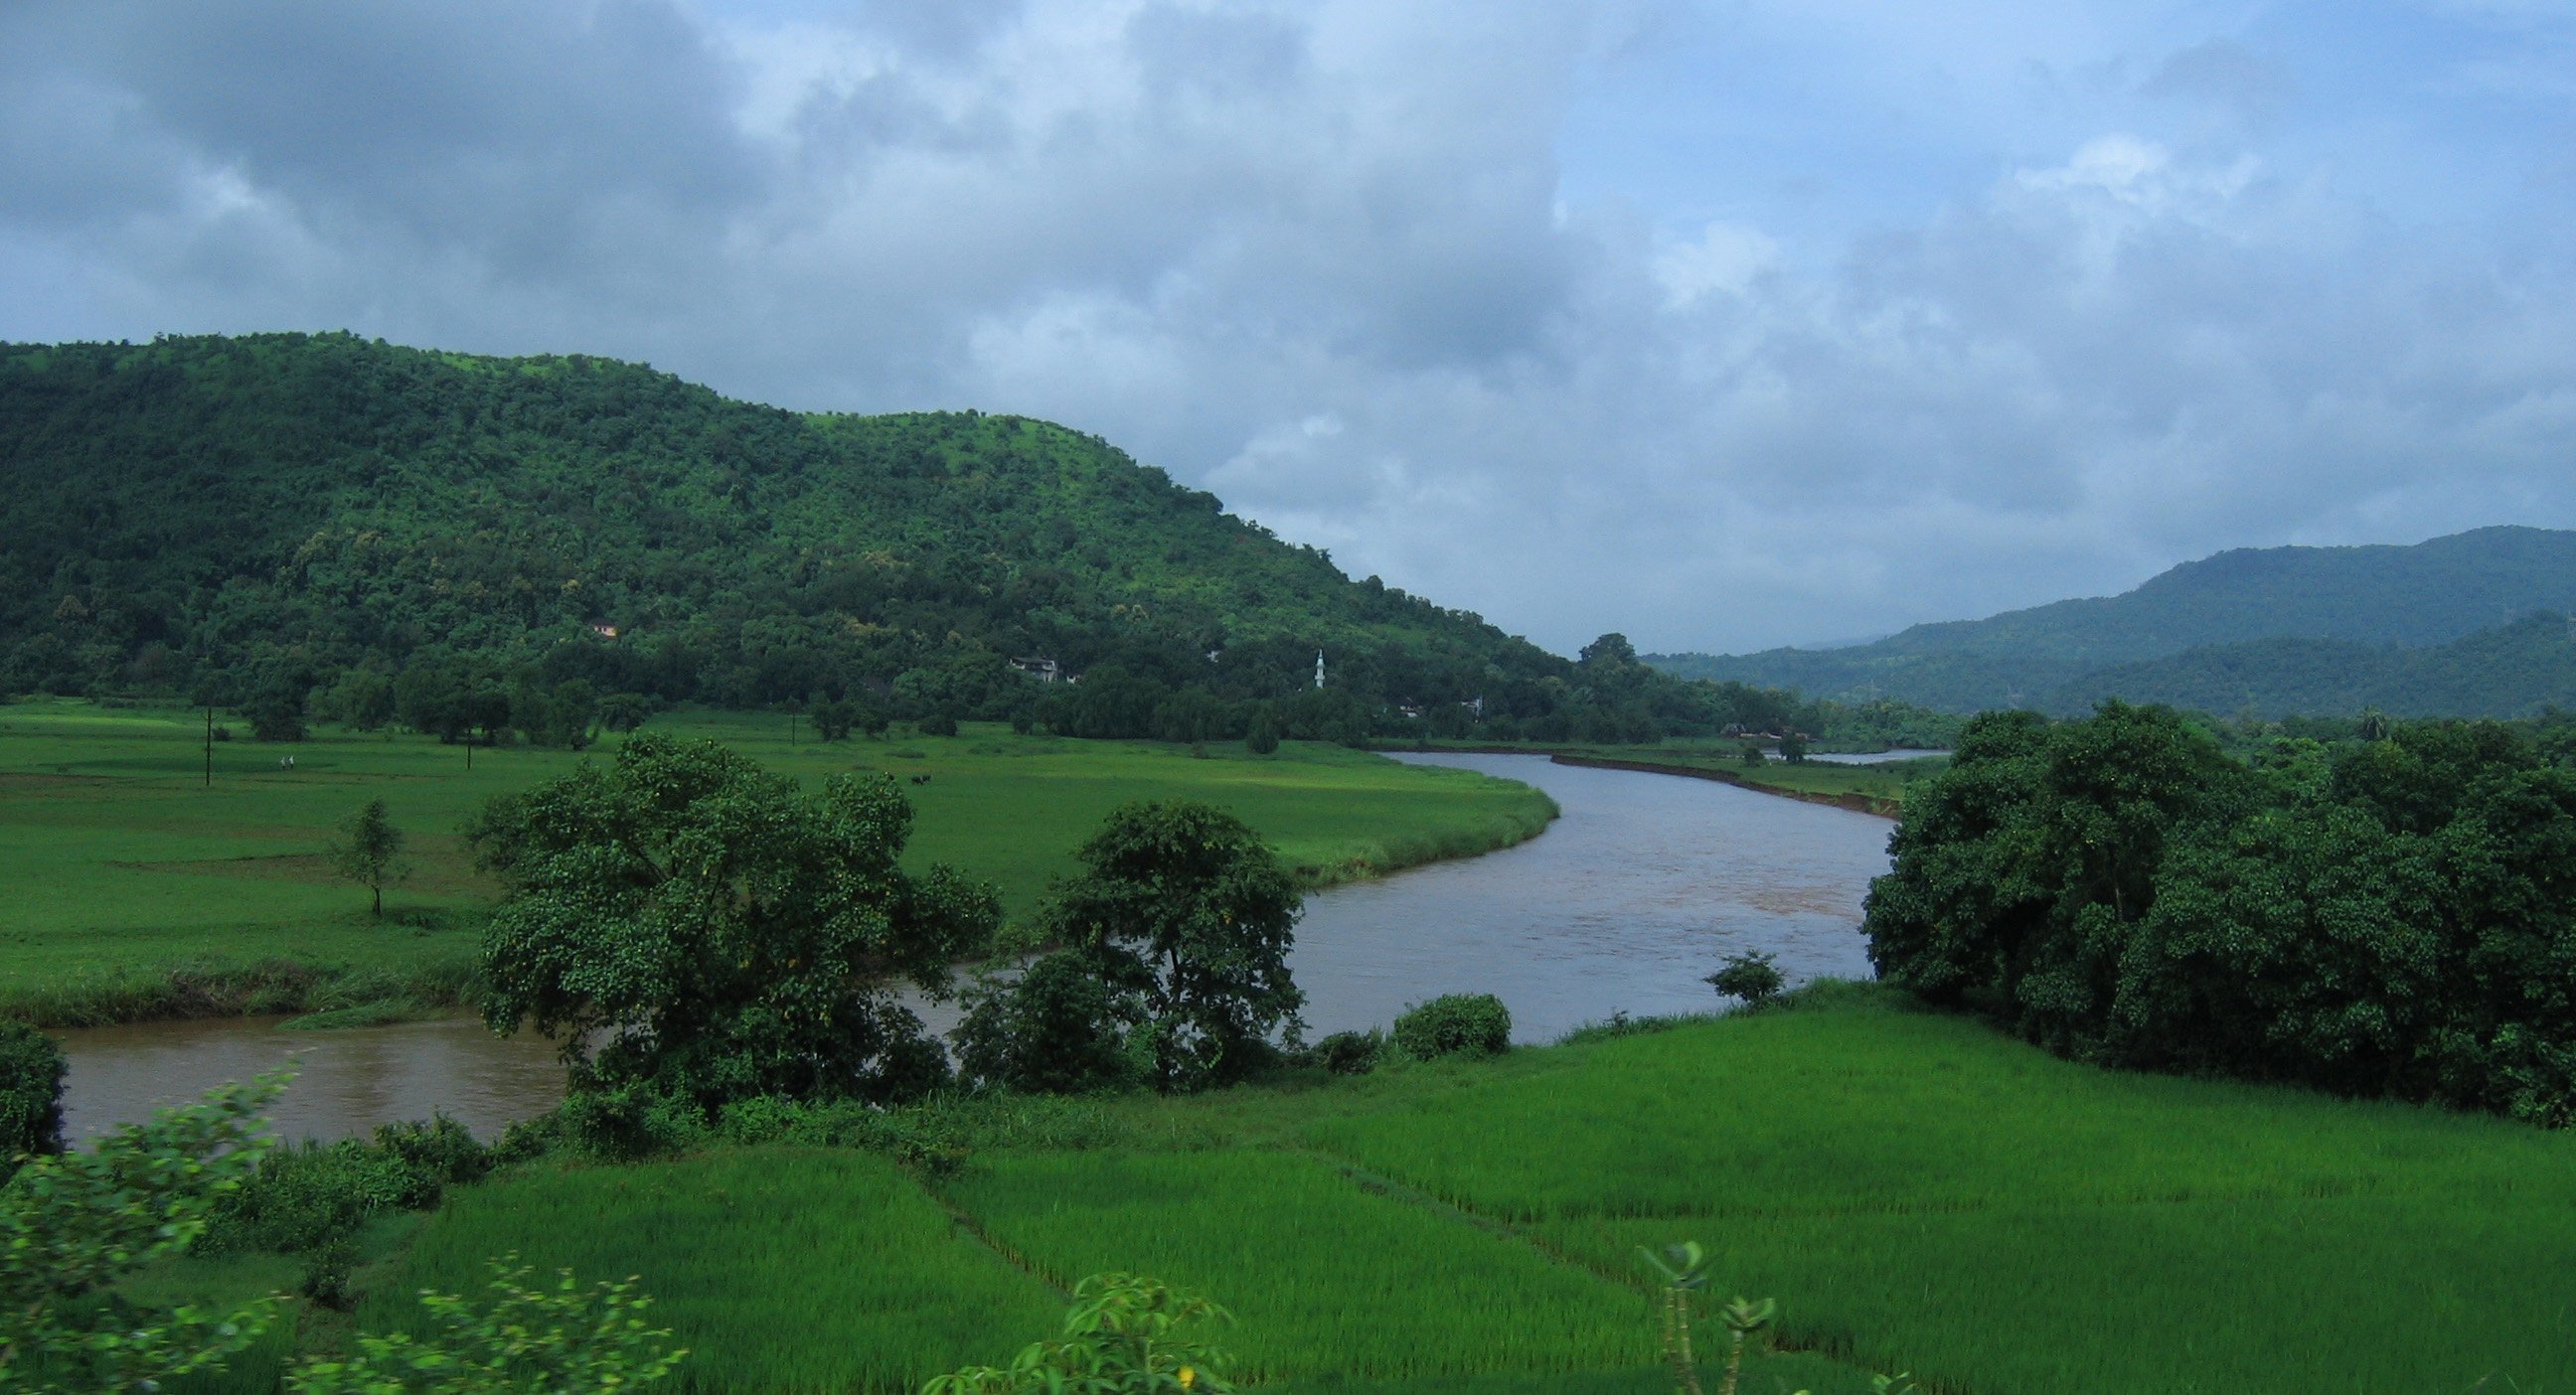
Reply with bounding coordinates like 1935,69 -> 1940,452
959,800 -> 1304,1093
465,733 -> 999,1107
1865,702 -> 2576,1123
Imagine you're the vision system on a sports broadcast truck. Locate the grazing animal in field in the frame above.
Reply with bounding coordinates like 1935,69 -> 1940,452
910,773 -> 932,785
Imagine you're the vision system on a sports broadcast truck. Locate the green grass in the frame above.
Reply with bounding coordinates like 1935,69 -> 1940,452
0,699 -> 1553,1023
371,1150 -> 1064,1393
152,984 -> 2576,1392
943,1149 -> 1652,1382
1294,987 -> 2576,1394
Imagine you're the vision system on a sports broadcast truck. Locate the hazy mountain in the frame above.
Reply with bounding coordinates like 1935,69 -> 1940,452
1647,528 -> 2576,714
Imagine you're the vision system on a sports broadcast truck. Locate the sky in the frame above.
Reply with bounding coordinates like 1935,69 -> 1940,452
4,0 -> 2572,656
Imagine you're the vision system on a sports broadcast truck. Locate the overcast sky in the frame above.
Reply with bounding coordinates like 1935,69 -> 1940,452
5,1 -> 2572,655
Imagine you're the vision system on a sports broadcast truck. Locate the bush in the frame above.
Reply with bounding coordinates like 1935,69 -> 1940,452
198,1115 -> 492,1256
1392,994 -> 1513,1060
557,1081 -> 710,1162
1308,1029 -> 1384,1075
1706,951 -> 1787,1007
285,1257 -> 686,1393
0,1017 -> 66,1174
926,1273 -> 1236,1395
918,711 -> 960,737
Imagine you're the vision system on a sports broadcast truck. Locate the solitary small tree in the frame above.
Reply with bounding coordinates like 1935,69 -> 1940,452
1706,950 -> 1786,1007
1245,708 -> 1281,756
597,693 -> 653,734
331,798 -> 408,919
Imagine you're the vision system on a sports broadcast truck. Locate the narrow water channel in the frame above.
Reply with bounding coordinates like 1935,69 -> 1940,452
53,753 -> 1894,1142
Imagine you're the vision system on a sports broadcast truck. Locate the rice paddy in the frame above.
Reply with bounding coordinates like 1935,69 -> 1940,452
372,1150 -> 1065,1392
336,984 -> 2575,1394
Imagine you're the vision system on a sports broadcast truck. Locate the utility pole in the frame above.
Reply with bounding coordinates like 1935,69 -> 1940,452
204,705 -> 214,788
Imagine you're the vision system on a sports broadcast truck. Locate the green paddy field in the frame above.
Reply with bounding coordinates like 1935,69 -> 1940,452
158,985 -> 2574,1395
0,699 -> 1555,1024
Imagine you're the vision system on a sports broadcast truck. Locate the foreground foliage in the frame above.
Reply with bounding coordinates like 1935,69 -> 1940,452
286,1258 -> 685,1394
1867,702 -> 2576,1122
468,733 -> 1001,1110
0,1075 -> 282,1392
924,1273 -> 1236,1395
0,1022 -> 62,1177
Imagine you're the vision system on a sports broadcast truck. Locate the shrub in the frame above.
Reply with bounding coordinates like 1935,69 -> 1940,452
926,1273 -> 1237,1395
1,1075 -> 286,1391
557,1081 -> 710,1162
198,1115 -> 492,1256
1393,994 -> 1513,1060
1307,1029 -> 1384,1075
918,711 -> 960,737
1706,951 -> 1787,1007
284,1257 -> 686,1393
0,1018 -> 66,1174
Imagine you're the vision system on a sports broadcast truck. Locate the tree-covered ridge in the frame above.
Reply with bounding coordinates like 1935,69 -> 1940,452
2047,611 -> 2576,718
1648,527 -> 2576,713
0,332 -> 1967,746
0,333 -> 1546,713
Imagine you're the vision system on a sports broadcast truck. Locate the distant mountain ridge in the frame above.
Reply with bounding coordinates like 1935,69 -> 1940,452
1646,528 -> 2576,716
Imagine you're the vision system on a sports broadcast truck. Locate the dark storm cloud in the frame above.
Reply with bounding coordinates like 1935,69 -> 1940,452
2,0 -> 2571,653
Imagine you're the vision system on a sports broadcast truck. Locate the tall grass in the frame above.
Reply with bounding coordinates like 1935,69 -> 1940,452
943,1149 -> 1651,1382
376,1149 -> 1061,1392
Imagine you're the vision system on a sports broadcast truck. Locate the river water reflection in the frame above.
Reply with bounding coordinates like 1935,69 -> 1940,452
56,753 -> 1893,1141
1290,753 -> 1889,1041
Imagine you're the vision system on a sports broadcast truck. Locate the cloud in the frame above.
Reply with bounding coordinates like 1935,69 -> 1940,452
2,0 -> 2572,656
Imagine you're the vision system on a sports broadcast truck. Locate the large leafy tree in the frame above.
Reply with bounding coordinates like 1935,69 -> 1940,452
466,734 -> 999,1107
964,801 -> 1304,1093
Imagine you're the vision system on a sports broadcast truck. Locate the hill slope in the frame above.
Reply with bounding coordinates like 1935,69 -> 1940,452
0,333 -> 1568,716
1648,528 -> 2576,713
2046,611 -> 2576,718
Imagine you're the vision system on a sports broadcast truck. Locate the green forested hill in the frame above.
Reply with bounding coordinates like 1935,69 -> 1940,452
2045,611 -> 2576,718
1647,528 -> 2576,714
5,333 -> 1861,744
0,332 -> 1546,714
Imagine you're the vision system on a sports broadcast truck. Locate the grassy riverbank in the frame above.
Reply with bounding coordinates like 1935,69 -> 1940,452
0,699 -> 1554,1025
163,983 -> 2575,1394
1390,738 -> 1939,817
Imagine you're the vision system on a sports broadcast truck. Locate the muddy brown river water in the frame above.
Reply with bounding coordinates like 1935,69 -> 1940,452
56,753 -> 1895,1141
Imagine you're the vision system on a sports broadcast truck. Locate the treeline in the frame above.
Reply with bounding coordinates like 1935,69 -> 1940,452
245,627 -> 1957,754
0,332 -> 1955,749
1866,701 -> 2576,1124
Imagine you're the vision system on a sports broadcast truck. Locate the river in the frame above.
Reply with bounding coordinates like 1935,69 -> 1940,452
53,753 -> 1894,1142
